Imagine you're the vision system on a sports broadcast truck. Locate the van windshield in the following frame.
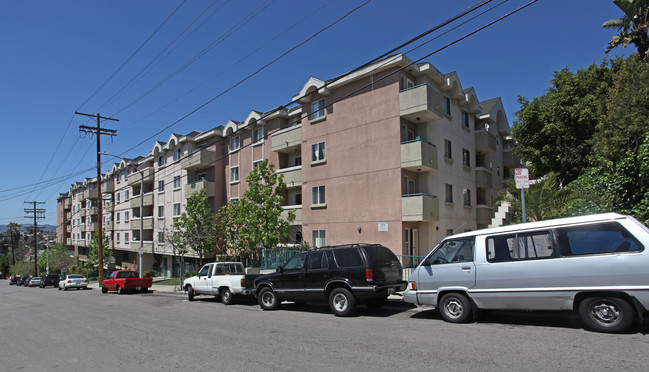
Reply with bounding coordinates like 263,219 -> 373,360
425,238 -> 474,265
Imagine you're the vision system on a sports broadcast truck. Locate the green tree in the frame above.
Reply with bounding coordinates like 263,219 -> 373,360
6,222 -> 22,264
175,188 -> 219,267
603,0 -> 649,62
37,242 -> 73,274
87,231 -> 112,273
10,260 -> 33,276
496,173 -> 588,223
512,60 -> 620,183
218,160 -> 294,265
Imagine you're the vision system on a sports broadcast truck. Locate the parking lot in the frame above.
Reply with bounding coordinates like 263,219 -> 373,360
2,283 -> 649,371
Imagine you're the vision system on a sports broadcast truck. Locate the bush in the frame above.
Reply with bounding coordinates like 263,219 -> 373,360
183,271 -> 197,279
143,269 -> 156,278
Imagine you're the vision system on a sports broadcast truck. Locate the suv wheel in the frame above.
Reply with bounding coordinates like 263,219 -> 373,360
329,288 -> 356,317
258,287 -> 280,310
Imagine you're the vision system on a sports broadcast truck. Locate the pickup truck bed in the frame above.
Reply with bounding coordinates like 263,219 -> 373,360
102,270 -> 153,294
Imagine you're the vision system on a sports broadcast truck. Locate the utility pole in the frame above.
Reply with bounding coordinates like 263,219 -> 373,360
76,112 -> 118,285
24,201 -> 45,277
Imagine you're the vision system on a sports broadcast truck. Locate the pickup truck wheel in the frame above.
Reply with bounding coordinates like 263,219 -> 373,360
258,287 -> 280,310
329,288 -> 356,317
579,296 -> 634,333
117,285 -> 123,295
439,293 -> 472,323
140,288 -> 148,293
101,285 -> 107,294
187,286 -> 195,302
221,288 -> 234,305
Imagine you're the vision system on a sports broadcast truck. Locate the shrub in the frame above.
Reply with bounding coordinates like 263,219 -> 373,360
143,269 -> 156,278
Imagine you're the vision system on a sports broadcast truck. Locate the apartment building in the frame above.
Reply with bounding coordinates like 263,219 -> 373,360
57,53 -> 521,274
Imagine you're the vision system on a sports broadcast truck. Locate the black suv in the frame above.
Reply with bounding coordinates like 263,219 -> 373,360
40,274 -> 60,288
254,244 -> 407,316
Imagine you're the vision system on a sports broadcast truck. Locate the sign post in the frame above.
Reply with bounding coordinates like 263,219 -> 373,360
515,168 -> 529,223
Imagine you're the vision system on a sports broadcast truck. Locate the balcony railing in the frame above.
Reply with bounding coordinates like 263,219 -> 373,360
86,222 -> 98,232
276,166 -> 302,188
281,206 -> 302,225
402,193 -> 439,222
476,205 -> 494,226
130,192 -> 154,208
64,199 -> 71,209
399,84 -> 444,124
475,131 -> 497,154
128,168 -> 155,186
503,150 -> 522,167
181,148 -> 216,171
130,217 -> 154,231
102,182 -> 114,193
475,168 -> 493,188
84,189 -> 98,200
271,125 -> 302,153
130,241 -> 153,251
184,180 -> 215,198
401,139 -> 437,172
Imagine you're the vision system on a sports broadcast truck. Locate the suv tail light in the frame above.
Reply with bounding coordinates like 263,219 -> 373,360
365,269 -> 373,282
240,278 -> 246,287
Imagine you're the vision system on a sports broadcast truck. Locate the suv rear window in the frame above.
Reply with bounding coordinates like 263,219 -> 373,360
333,248 -> 364,267
363,245 -> 399,266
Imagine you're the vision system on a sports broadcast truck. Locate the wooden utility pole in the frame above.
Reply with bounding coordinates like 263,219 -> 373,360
76,111 -> 118,285
24,201 -> 45,277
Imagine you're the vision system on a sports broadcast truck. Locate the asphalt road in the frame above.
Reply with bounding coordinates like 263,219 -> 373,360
2,283 -> 649,371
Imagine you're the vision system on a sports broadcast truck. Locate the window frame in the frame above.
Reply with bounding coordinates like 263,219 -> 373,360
311,185 -> 326,207
230,166 -> 240,183
311,142 -> 326,164
309,99 -> 325,121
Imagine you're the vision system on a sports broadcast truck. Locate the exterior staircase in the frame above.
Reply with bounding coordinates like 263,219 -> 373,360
488,201 -> 511,228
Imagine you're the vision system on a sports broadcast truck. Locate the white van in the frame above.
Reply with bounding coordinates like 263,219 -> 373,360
403,213 -> 649,333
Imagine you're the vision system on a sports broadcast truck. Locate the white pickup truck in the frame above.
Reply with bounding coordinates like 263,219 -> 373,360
183,262 -> 258,304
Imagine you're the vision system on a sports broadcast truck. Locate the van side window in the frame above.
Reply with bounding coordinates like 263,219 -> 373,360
424,238 -> 474,265
487,231 -> 553,262
557,222 -> 643,256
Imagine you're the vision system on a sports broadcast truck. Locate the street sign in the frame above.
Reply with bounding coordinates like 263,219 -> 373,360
515,168 -> 529,189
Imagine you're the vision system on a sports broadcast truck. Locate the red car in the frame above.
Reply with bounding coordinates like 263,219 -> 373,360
101,270 -> 153,294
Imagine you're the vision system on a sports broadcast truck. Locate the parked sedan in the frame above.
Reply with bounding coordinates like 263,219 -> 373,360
58,275 -> 88,290
21,277 -> 31,287
28,277 -> 42,287
9,276 -> 20,285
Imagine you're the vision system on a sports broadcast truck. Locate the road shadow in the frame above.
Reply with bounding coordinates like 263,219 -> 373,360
259,299 -> 417,318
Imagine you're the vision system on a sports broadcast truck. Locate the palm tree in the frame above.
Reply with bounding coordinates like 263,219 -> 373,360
603,0 -> 649,62
496,173 -> 586,223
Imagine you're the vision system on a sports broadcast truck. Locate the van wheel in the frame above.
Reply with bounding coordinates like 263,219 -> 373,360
187,286 -> 195,302
221,288 -> 234,305
329,288 -> 356,317
579,296 -> 634,333
439,293 -> 472,323
258,287 -> 280,310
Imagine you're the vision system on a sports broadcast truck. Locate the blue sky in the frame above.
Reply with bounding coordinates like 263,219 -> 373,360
0,0 -> 628,226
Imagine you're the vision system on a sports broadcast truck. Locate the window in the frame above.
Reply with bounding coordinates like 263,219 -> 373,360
253,127 -> 264,144
230,167 -> 239,183
230,136 -> 240,152
158,232 -> 164,242
309,99 -> 325,120
556,222 -> 643,256
311,142 -> 325,163
463,188 -> 471,206
124,211 -> 129,222
117,173 -> 122,183
174,149 -> 182,161
400,75 -> 414,90
173,203 -> 181,217
125,190 -> 129,201
401,126 -> 415,142
295,193 -> 302,205
462,149 -> 471,167
253,160 -> 262,170
445,184 -> 453,204
116,193 -> 120,204
487,231 -> 554,262
295,157 -> 302,166
403,176 -> 416,195
158,180 -> 165,192
462,111 -> 470,128
312,230 -> 326,248
333,248 -> 364,267
116,213 -> 120,223
424,238 -> 474,265
444,139 -> 452,159
115,233 -> 120,242
312,185 -> 326,206
158,156 -> 166,167
125,233 -> 129,242
158,206 -> 164,218
443,96 -> 451,115
173,176 -> 181,189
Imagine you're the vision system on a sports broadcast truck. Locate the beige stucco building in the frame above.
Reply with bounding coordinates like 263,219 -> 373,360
56,54 -> 520,276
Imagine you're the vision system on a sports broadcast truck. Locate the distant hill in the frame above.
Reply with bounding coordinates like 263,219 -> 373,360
0,224 -> 56,234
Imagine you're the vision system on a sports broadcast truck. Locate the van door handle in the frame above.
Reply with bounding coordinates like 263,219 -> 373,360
461,266 -> 471,271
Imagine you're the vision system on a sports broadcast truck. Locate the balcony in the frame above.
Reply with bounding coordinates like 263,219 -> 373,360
399,84 -> 444,124
102,182 -> 114,193
64,199 -> 71,209
130,193 -> 154,208
475,131 -> 497,154
271,125 -> 302,153
66,225 -> 72,233
181,148 -> 217,171
503,150 -> 522,168
66,238 -> 71,245
185,180 -> 215,198
87,206 -> 98,215
130,241 -> 153,251
277,166 -> 302,188
401,139 -> 437,172
104,221 -> 113,230
128,168 -> 155,186
476,205 -> 494,226
281,206 -> 302,225
84,189 -> 98,200
66,211 -> 72,220
103,201 -> 114,212
475,168 -> 493,188
79,209 -> 86,218
402,194 -> 439,222
130,217 -> 154,231
86,222 -> 98,232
